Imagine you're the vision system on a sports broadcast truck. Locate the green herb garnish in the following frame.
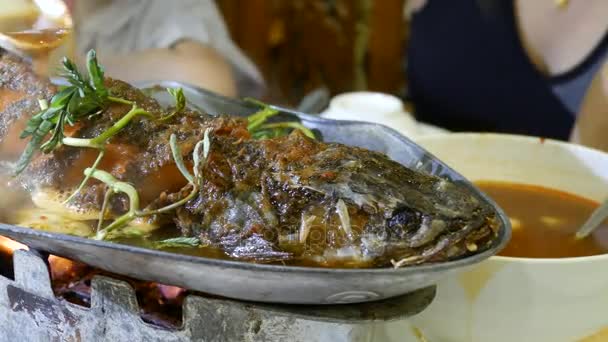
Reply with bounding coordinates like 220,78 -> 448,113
14,48 -> 192,206
245,98 -> 316,140
159,87 -> 186,121
15,50 -> 108,175
90,129 -> 211,240
15,50 -> 187,183
13,49 -> 315,244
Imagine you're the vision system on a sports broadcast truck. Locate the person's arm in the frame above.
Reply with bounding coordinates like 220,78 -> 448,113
569,60 -> 608,151
71,0 -> 263,98
96,40 -> 237,97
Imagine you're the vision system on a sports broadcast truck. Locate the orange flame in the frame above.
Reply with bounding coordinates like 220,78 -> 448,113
48,255 -> 78,280
158,284 -> 185,300
0,236 -> 27,254
0,235 -> 77,280
0,236 -> 186,303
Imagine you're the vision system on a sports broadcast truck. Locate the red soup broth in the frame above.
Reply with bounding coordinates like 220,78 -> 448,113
475,181 -> 608,258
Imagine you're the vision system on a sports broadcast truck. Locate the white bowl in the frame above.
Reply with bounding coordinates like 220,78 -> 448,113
391,133 -> 608,342
320,91 -> 420,137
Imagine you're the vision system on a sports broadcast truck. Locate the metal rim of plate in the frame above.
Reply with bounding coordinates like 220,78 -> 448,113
0,79 -> 511,304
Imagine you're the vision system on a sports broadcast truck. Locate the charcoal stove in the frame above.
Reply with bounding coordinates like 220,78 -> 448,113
0,247 -> 435,342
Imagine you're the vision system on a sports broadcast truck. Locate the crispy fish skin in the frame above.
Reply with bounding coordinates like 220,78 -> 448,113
12,78 -> 227,214
0,54 -> 498,268
0,53 -> 56,159
0,54 -> 233,215
173,128 -> 498,267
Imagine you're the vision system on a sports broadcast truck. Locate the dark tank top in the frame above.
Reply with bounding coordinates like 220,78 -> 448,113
406,0 -> 608,140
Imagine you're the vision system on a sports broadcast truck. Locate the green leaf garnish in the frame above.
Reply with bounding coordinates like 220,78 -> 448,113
169,133 -> 194,183
245,99 -> 315,140
60,56 -> 87,90
13,50 -> 315,248
260,122 -> 316,139
19,112 -> 44,139
15,50 -> 109,175
14,125 -> 49,174
91,130 -> 211,240
158,87 -> 186,121
168,87 -> 185,111
86,50 -> 108,100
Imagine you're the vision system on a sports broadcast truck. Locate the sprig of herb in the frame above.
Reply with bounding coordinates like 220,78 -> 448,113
86,51 -> 109,101
159,87 -> 186,121
61,90 -> 185,203
62,104 -> 154,204
170,133 -> 194,183
14,50 -> 316,245
15,50 -> 187,181
91,129 -> 211,240
246,98 -> 280,132
259,122 -> 316,139
245,98 -> 316,140
15,50 -> 109,175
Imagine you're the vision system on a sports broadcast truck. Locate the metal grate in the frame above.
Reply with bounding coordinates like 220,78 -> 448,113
0,249 -> 434,341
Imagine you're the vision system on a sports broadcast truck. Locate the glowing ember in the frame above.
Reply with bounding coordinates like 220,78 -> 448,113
0,235 -> 186,327
158,284 -> 185,301
0,235 -> 27,253
49,255 -> 81,280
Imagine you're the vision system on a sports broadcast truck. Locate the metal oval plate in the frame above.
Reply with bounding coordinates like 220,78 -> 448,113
0,81 -> 511,304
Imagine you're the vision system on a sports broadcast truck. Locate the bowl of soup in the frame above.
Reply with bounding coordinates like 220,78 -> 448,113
394,133 -> 608,342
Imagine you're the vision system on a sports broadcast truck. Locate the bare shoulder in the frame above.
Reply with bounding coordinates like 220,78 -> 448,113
404,0 -> 428,19
515,0 -> 608,76
570,59 -> 608,151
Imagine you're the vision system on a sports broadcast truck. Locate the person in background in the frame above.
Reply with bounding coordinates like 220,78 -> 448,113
570,58 -> 608,151
404,0 -> 608,148
67,0 -> 264,98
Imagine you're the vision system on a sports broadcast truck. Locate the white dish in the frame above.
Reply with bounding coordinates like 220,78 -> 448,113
395,133 -> 608,342
320,91 -> 432,138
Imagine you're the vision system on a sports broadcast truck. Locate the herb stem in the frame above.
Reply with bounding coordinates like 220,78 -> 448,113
108,96 -> 134,105
86,168 -> 141,240
89,130 -> 210,240
260,122 -> 316,139
247,107 -> 279,131
85,168 -> 141,213
95,212 -> 135,240
245,100 -> 315,140
169,134 -> 194,183
38,99 -> 49,110
144,185 -> 198,216
63,104 -> 153,203
62,137 -> 103,149
158,113 -> 177,122
91,106 -> 153,145
154,237 -> 201,249
97,187 -> 114,232
63,149 -> 105,204
158,88 -> 186,122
